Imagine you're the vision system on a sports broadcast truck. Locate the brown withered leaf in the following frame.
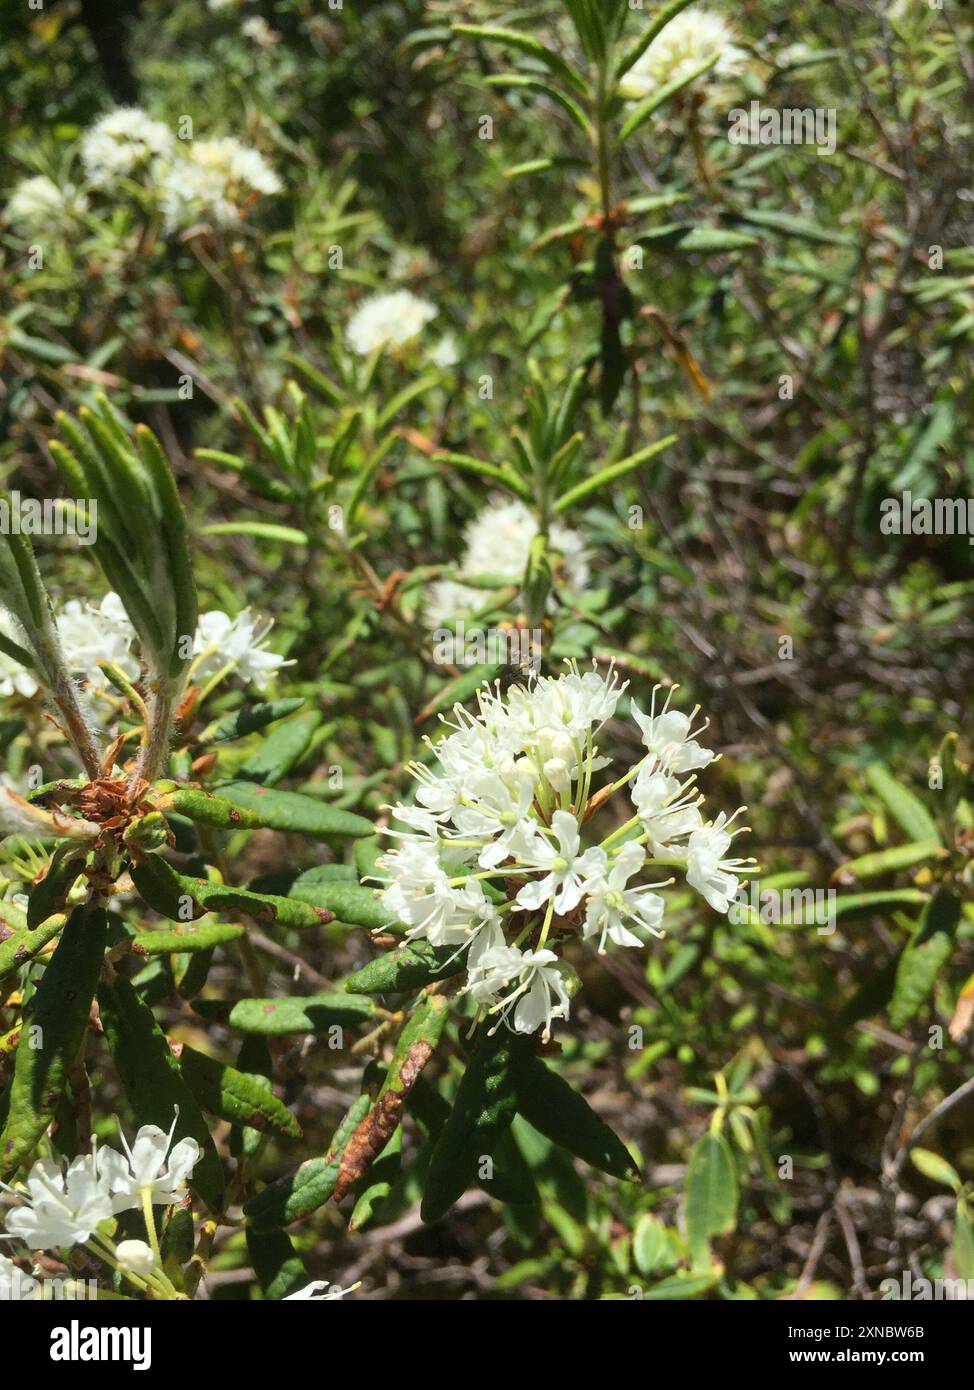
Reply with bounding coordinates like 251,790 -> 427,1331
332,1040 -> 433,1202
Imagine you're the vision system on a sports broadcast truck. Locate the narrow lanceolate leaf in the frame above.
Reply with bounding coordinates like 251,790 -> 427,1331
889,891 -> 960,1029
451,24 -> 590,98
831,889 -> 930,921
866,764 -> 942,846
0,906 -> 107,1179
246,1227 -> 308,1300
228,993 -> 375,1035
619,55 -> 718,140
203,698 -> 305,745
0,910 -> 66,981
128,921 -> 246,956
244,1094 -> 371,1230
421,1023 -> 535,1224
174,1042 -> 301,1139
514,1058 -> 639,1181
27,848 -> 83,929
909,1147 -> 961,1193
98,975 -> 225,1211
685,1132 -> 739,1269
334,994 -> 448,1202
130,854 -> 334,930
237,710 -> 323,786
554,436 -> 677,513
832,840 -> 945,884
343,939 -> 463,994
214,781 -> 373,839
287,882 -> 392,931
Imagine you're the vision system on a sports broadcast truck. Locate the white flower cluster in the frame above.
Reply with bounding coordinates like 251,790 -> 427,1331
157,136 -> 282,232
4,175 -> 88,233
0,1116 -> 199,1253
378,665 -> 751,1039
624,8 -> 747,103
0,594 -> 287,704
425,499 -> 589,629
346,289 -> 438,356
5,108 -> 280,239
81,108 -> 175,188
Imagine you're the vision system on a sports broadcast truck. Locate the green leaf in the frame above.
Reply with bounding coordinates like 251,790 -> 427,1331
452,24 -> 590,98
636,224 -> 760,254
343,939 -> 463,994
246,1227 -> 307,1300
433,451 -> 532,501
288,881 -> 392,931
0,908 -> 66,981
421,1024 -> 535,1223
131,854 -> 334,930
633,1213 -> 668,1275
831,890 -> 931,920
889,891 -> 960,1029
685,1132 -> 738,1269
555,436 -> 677,513
619,55 -> 719,140
214,781 -> 373,840
204,698 -> 306,744
910,1147 -> 962,1193
98,974 -> 225,1211
0,906 -> 107,1179
736,209 -> 855,248
236,711 -> 323,787
644,1269 -> 722,1300
176,1043 -> 301,1138
244,1094 -> 370,1229
129,921 -> 245,955
26,848 -> 83,929
484,74 -> 591,137
866,764 -> 941,845
228,993 -> 375,1035
199,522 -> 309,545
835,840 -> 944,883
954,1198 -> 974,1279
515,1058 -> 639,1181
615,0 -> 697,80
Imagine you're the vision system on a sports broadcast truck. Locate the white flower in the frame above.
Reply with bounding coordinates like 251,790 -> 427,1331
5,175 -> 88,232
0,612 -> 39,699
115,1239 -> 156,1277
241,15 -> 274,43
581,842 -> 667,953
81,108 -> 175,189
429,333 -> 460,368
448,769 -> 536,869
631,767 -> 703,849
686,811 -> 750,913
2,1152 -> 112,1249
159,137 -> 281,231
425,500 -> 590,630
0,1254 -> 39,1300
624,9 -> 747,102
346,290 -> 437,356
466,941 -> 573,1039
56,592 -> 139,689
512,809 -> 604,914
630,686 -> 714,773
97,1115 -> 201,1212
284,1280 -> 349,1300
379,665 -> 746,1036
191,609 -> 287,687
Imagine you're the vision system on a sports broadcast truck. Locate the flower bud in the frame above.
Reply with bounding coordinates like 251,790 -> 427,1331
115,1239 -> 157,1278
